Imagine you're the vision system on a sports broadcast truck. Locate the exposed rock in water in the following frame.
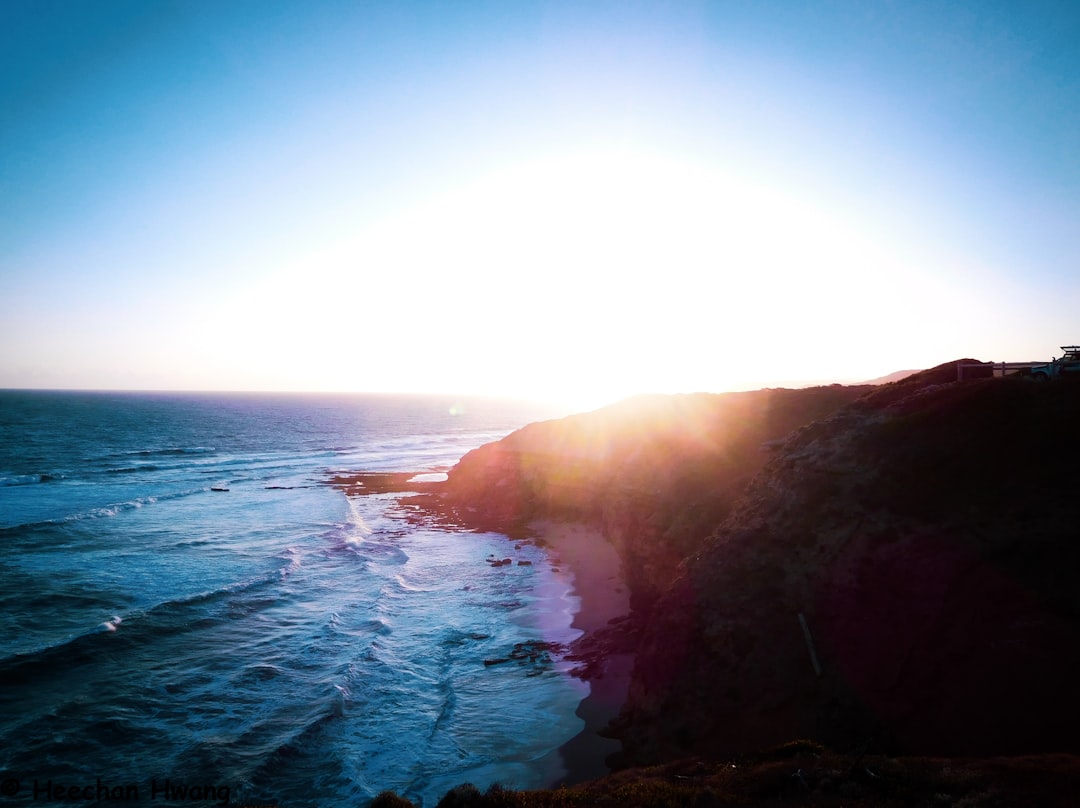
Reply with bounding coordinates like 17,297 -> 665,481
483,641 -> 565,672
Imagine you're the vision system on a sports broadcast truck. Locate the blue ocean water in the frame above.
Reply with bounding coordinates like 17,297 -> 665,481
0,391 -> 586,807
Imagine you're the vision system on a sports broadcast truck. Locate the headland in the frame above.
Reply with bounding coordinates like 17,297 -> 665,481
337,363 -> 1080,806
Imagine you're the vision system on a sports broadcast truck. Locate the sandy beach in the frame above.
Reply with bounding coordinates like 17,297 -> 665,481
532,520 -> 629,633
528,519 -> 635,784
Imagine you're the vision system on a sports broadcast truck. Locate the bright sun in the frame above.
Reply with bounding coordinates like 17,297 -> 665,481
206,147 -> 951,403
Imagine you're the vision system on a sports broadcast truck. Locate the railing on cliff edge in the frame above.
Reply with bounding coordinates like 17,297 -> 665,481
955,361 -> 1044,381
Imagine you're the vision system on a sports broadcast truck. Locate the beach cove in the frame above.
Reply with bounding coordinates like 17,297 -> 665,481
328,470 -> 636,786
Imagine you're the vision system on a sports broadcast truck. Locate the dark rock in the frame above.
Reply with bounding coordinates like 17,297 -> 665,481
435,783 -> 482,807
509,640 -> 563,661
370,792 -> 417,808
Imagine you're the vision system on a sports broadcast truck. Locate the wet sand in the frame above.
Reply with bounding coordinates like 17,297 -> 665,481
529,520 -> 634,784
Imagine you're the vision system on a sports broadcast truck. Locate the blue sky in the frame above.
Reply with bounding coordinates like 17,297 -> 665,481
3,1 -> 1078,404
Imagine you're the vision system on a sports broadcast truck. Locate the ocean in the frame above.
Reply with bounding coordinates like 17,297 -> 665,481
0,390 -> 587,807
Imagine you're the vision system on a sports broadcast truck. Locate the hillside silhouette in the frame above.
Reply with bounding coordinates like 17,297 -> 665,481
381,362 -> 1080,805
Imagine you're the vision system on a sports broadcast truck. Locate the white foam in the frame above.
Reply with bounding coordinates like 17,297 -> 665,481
407,472 -> 448,483
344,498 -> 373,545
279,547 -> 303,578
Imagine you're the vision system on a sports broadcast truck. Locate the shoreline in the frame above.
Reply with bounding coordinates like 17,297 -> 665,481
527,519 -> 634,785
326,474 -> 636,784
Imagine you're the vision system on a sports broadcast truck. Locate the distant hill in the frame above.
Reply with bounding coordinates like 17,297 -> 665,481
861,368 -> 923,385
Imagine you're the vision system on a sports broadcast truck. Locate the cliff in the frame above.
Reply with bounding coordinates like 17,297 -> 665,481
625,370 -> 1080,762
440,385 -> 871,612
434,364 -> 1080,765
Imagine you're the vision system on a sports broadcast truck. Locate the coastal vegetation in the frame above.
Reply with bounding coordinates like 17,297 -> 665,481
373,744 -> 1080,806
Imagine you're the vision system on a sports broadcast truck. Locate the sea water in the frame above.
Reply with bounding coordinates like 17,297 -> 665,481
0,391 -> 586,806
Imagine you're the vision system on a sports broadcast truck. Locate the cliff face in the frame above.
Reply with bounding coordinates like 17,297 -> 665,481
626,373 -> 1080,761
438,368 -> 1080,763
442,386 -> 870,611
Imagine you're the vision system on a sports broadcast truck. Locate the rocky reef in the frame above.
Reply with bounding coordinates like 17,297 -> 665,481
388,363 -> 1080,804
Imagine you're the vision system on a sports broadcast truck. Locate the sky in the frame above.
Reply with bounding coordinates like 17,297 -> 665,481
3,1 -> 1079,407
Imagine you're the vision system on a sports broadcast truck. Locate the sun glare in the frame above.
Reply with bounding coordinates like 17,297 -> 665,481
202,147 -> 951,399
